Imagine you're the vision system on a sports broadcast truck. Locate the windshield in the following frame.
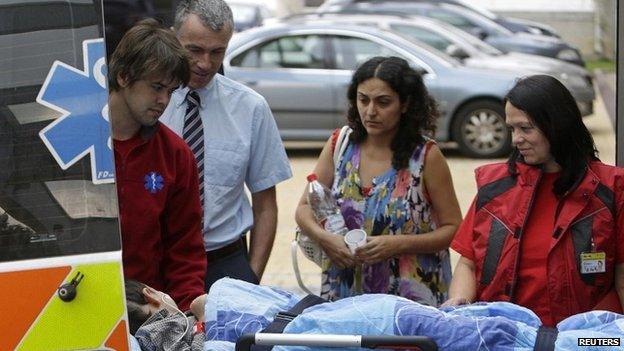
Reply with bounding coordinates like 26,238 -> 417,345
383,29 -> 460,67
453,0 -> 498,20
444,22 -> 503,55
390,21 -> 502,57
438,4 -> 512,36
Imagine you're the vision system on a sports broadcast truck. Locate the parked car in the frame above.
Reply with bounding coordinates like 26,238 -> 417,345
320,1 -> 584,66
288,12 -> 594,116
224,22 -> 530,158
227,0 -> 275,32
317,0 -> 561,37
227,0 -> 303,17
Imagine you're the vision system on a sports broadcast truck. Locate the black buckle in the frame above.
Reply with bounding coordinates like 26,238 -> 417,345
273,311 -> 297,322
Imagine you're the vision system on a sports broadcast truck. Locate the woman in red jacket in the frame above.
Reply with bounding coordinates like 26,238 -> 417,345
444,75 -> 624,326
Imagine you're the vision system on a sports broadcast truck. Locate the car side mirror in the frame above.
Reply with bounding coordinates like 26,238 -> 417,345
445,44 -> 470,60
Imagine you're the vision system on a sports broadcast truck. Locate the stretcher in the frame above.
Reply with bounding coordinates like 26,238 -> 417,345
235,333 -> 438,351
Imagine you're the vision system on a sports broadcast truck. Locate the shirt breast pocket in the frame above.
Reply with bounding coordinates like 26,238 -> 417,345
204,140 -> 246,187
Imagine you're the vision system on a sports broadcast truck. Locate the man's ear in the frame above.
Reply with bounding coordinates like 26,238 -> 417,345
142,287 -> 162,307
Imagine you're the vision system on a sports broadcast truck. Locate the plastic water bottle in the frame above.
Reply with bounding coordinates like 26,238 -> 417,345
306,173 -> 348,236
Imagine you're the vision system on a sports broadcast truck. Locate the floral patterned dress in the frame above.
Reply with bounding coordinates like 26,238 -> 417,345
320,137 -> 452,306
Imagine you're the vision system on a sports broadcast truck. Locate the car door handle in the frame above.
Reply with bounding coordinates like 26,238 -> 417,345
243,80 -> 258,87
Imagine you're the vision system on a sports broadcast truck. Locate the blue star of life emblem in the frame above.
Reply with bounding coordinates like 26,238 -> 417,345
37,38 -> 114,184
144,172 -> 165,194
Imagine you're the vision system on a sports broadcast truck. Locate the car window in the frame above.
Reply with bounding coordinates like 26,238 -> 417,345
259,6 -> 273,19
230,3 -> 258,23
427,9 -> 477,32
330,35 -> 408,70
448,24 -> 502,55
438,4 -> 512,36
0,1 -> 97,35
1,1 -> 99,90
453,0 -> 497,19
0,0 -> 121,262
390,24 -> 453,52
231,34 -> 326,69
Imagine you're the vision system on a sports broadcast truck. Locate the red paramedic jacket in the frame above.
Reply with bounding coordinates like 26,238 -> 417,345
114,123 -> 206,310
458,160 -> 624,324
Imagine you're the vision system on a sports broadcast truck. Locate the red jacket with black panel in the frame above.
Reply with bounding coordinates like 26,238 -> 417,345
464,160 -> 624,323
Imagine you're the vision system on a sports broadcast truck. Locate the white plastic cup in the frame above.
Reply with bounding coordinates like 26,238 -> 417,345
344,229 -> 367,254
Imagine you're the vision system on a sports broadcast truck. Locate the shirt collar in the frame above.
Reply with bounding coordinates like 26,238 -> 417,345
172,75 -> 219,109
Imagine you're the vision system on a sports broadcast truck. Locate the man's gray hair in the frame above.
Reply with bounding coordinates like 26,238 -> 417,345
174,0 -> 234,32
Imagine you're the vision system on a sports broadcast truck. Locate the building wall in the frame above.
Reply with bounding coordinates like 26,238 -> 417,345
496,10 -> 597,59
473,0 -> 615,60
468,0 -> 593,12
594,0 -> 617,60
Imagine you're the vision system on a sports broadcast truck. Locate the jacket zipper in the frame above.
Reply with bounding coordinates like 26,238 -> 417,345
553,185 -> 575,224
509,171 -> 542,303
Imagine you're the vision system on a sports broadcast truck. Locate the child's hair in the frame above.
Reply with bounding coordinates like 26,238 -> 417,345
125,279 -> 150,334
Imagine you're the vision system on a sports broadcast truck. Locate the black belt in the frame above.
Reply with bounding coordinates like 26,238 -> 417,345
206,237 -> 245,261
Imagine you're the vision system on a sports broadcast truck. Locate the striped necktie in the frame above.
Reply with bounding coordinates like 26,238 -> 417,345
183,91 -> 204,207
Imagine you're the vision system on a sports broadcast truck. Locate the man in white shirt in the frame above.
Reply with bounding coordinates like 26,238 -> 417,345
160,0 -> 292,291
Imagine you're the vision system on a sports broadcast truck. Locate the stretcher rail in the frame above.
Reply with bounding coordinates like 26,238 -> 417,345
236,333 -> 438,351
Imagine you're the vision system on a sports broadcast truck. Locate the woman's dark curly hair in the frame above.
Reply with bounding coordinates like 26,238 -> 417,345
346,56 -> 439,170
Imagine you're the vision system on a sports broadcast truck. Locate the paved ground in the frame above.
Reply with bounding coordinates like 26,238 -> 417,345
260,89 -> 616,295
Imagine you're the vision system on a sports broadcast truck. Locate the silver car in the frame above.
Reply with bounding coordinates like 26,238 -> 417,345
225,22 -> 524,158
318,0 -> 561,38
321,1 -> 585,66
288,13 -> 595,116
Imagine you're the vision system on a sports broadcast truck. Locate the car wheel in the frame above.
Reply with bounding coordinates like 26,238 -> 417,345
451,100 -> 511,158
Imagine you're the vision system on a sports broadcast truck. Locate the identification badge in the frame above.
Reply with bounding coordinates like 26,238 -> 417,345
580,252 -> 606,274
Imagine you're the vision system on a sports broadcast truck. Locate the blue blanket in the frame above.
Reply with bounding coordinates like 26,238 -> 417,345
131,278 -> 624,350
202,279 -> 624,351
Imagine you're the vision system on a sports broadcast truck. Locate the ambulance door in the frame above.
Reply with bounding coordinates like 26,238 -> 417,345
0,0 -> 129,349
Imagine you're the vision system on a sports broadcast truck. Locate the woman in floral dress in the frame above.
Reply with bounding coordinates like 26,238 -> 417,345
295,56 -> 462,306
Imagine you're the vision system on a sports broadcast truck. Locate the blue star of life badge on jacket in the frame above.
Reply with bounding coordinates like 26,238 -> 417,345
144,172 -> 164,194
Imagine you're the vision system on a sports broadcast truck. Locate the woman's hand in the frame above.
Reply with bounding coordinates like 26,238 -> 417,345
320,233 -> 356,269
354,236 -> 399,264
446,256 -> 477,307
440,296 -> 470,308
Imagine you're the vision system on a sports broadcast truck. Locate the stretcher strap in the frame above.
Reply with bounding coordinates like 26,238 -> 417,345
251,294 -> 326,351
533,325 -> 558,351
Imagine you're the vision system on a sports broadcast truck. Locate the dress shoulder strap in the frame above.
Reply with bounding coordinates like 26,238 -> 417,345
333,126 -> 352,169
